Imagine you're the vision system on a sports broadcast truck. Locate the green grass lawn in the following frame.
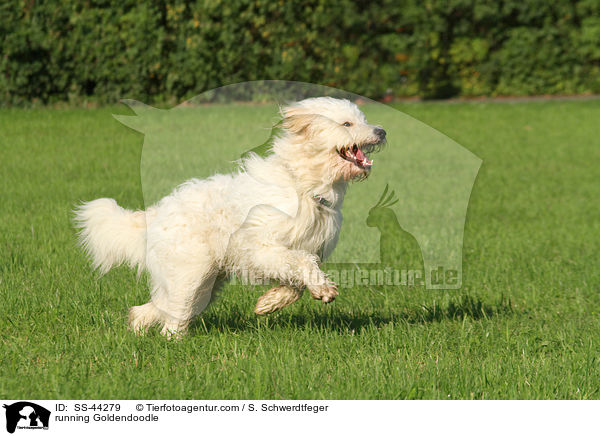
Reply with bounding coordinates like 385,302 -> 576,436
1,100 -> 599,399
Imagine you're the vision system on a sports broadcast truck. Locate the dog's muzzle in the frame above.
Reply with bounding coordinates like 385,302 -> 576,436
338,143 -> 373,169
337,136 -> 385,170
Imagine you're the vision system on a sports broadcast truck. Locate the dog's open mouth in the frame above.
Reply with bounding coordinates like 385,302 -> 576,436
337,143 -> 380,169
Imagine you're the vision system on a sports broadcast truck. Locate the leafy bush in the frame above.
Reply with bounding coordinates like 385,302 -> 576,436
1,0 -> 599,105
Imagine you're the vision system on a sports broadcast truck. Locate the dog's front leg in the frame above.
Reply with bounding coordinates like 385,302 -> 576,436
232,241 -> 339,305
254,285 -> 304,315
264,246 -> 337,302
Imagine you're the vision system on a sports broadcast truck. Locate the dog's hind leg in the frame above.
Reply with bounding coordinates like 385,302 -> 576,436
254,285 -> 304,315
129,301 -> 162,335
155,272 -> 218,339
132,243 -> 219,338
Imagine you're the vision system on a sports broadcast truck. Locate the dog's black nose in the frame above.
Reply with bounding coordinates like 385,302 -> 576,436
374,128 -> 386,140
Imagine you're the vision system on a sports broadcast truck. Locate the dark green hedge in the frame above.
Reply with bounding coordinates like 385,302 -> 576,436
1,0 -> 600,104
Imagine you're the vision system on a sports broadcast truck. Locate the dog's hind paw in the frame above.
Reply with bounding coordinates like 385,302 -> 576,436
129,302 -> 161,335
160,323 -> 188,340
308,282 -> 339,303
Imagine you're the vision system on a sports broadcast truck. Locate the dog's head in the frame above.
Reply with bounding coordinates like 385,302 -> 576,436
276,97 -> 386,182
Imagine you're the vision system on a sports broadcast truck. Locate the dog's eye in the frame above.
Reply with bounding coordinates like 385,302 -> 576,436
342,122 -> 352,127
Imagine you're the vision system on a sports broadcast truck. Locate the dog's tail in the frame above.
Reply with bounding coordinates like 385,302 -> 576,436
74,198 -> 147,275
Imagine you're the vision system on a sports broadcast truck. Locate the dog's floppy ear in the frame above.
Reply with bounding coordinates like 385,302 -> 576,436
281,113 -> 335,139
281,114 -> 318,137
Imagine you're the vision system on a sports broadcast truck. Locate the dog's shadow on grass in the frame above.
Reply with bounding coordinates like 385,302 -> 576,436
189,295 -> 513,335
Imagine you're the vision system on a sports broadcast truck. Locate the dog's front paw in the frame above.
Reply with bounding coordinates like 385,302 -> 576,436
254,285 -> 303,315
308,281 -> 339,303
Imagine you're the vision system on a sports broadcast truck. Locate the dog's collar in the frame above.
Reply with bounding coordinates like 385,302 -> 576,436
313,194 -> 333,208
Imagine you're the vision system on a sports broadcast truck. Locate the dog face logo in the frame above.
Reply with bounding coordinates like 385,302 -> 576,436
3,402 -> 50,433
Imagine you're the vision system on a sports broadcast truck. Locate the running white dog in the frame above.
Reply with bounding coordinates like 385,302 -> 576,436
75,97 -> 386,337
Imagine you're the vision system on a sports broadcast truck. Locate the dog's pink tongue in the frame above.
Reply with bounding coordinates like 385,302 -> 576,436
355,148 -> 367,161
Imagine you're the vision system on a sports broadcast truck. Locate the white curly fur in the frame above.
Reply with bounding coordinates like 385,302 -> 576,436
74,97 -> 384,338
